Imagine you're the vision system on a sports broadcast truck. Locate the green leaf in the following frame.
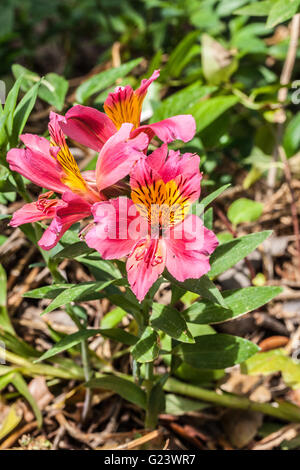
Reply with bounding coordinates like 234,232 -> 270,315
77,254 -> 121,279
190,96 -> 238,133
12,64 -> 40,91
24,284 -> 72,300
0,263 -> 6,307
35,328 -> 103,362
227,198 -> 263,225
76,58 -> 142,103
0,165 -> 16,193
235,0 -> 273,16
200,184 -> 231,209
209,230 -> 272,278
3,74 -> 24,137
174,363 -> 225,384
201,34 -> 238,85
0,330 -> 39,359
0,403 -> 23,441
131,327 -> 159,363
86,375 -> 146,409
39,73 -> 68,111
11,372 -> 42,427
165,272 -> 227,307
242,349 -> 300,390
161,31 -> 200,79
42,280 -> 115,314
100,328 -> 137,346
101,307 -> 127,329
185,286 -> 282,324
12,81 -> 40,145
151,83 -> 216,122
266,0 -> 300,28
283,112 -> 300,158
151,303 -> 194,343
177,334 -> 259,369
12,65 -> 69,111
165,393 -> 208,415
204,207 -> 213,230
147,376 -> 167,427
53,242 -> 94,260
0,263 -> 14,334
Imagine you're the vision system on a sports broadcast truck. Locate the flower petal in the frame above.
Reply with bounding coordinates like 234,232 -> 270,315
103,70 -> 160,131
96,123 -> 148,192
7,135 -> 66,193
132,114 -> 196,144
85,197 -> 142,259
49,112 -> 90,196
9,197 -> 64,227
160,150 -> 202,203
127,238 -> 166,302
135,69 -> 160,97
60,105 -> 117,152
165,214 -> 218,282
38,192 -> 91,250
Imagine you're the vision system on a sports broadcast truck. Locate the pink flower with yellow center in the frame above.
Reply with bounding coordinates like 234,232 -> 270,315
59,70 -> 196,152
7,112 -> 148,250
85,145 -> 219,301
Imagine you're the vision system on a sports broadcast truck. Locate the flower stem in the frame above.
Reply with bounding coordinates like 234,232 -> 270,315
81,337 -> 92,423
66,305 -> 93,423
144,362 -> 156,429
164,377 -> 300,422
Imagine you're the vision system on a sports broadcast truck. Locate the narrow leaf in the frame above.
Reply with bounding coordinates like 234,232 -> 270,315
86,375 -> 146,409
76,58 -> 142,103
11,372 -> 42,427
185,286 -> 283,324
35,329 -> 103,362
165,271 -> 227,307
151,303 -> 194,343
177,334 -> 259,369
42,280 -> 115,314
131,327 -> 159,363
209,230 -> 272,278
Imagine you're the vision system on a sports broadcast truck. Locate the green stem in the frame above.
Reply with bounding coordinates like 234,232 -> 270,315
47,259 -> 66,284
144,362 -> 155,429
66,305 -> 93,422
164,377 -> 300,422
12,173 -> 32,203
1,348 -> 84,380
81,338 -> 92,422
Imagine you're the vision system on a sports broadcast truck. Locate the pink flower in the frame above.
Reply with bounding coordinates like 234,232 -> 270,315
7,112 -> 148,250
60,70 -> 196,152
85,145 -> 218,301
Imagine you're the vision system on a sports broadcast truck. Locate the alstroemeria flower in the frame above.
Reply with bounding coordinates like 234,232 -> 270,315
85,145 -> 218,301
59,70 -> 196,152
7,112 -> 148,250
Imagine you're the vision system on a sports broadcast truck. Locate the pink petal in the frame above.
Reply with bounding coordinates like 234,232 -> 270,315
38,192 -> 91,250
135,69 -> 160,97
146,144 -> 168,172
165,215 -> 218,282
160,150 -> 202,203
132,114 -> 196,144
130,156 -> 161,192
7,136 -> 66,193
9,198 -> 64,227
96,123 -> 148,192
60,105 -> 117,152
127,238 -> 166,302
85,198 -> 142,259
103,71 -> 159,131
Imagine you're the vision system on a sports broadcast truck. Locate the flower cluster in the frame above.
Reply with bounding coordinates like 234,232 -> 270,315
7,70 -> 218,301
